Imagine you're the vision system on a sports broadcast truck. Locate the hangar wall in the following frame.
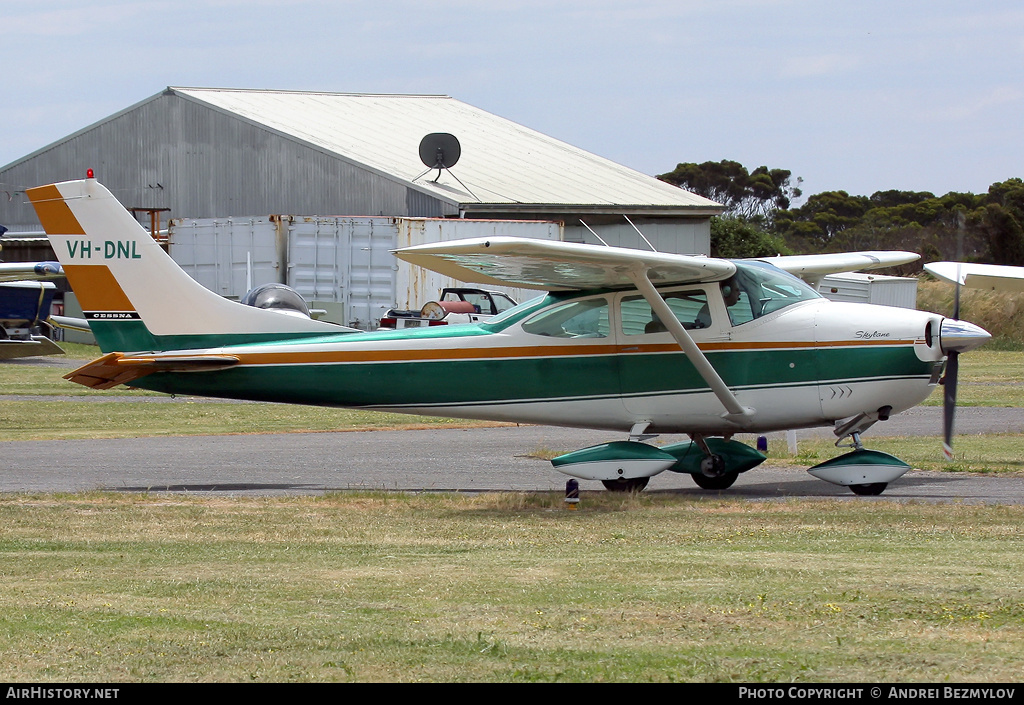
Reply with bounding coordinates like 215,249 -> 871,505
0,92 -> 455,233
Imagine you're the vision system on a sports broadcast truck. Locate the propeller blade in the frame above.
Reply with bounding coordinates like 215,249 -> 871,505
942,350 -> 959,460
943,259 -> 963,460
953,262 -> 962,320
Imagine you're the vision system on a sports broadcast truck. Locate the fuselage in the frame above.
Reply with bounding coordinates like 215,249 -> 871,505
125,270 -> 948,436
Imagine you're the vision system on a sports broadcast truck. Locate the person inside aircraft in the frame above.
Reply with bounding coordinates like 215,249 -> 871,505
645,312 -> 666,334
693,279 -> 740,329
622,290 -> 708,334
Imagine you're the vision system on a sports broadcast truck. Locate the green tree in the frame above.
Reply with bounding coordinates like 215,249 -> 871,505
657,160 -> 802,225
710,217 -> 791,259
773,191 -> 870,246
982,178 -> 1024,265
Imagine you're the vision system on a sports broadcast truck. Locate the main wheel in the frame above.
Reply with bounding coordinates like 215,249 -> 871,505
850,482 -> 887,496
691,471 -> 739,490
601,477 -> 650,492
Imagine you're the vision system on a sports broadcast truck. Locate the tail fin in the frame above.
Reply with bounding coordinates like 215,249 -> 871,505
27,177 -> 351,353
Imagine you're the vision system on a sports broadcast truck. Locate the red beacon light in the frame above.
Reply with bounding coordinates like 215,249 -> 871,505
86,168 -> 94,179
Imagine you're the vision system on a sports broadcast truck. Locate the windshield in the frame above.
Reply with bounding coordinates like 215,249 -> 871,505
479,294 -> 549,330
725,261 -> 821,325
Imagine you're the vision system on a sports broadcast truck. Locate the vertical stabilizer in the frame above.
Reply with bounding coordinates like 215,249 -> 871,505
27,178 -> 352,353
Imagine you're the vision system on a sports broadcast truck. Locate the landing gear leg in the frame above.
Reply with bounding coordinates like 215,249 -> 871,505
688,435 -> 740,491
813,409 -> 909,496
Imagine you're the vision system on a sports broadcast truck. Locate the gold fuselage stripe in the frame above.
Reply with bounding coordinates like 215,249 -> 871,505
134,337 -> 917,367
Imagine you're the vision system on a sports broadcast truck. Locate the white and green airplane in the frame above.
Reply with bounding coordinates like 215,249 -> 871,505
28,176 -> 992,495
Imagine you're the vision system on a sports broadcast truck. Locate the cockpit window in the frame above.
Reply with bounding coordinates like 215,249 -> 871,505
522,297 -> 610,338
726,261 -> 821,325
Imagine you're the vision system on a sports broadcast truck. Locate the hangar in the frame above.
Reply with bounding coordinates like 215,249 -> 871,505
0,87 -> 721,251
0,87 -> 723,331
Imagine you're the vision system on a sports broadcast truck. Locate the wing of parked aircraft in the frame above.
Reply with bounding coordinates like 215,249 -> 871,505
753,251 -> 920,286
0,263 -> 65,359
0,261 -> 64,282
925,261 -> 1024,293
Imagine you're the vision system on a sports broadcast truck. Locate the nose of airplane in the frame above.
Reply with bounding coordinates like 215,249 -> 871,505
940,318 -> 991,354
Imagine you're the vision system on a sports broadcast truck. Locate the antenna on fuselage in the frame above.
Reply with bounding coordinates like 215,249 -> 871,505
624,214 -> 658,252
579,219 -> 610,247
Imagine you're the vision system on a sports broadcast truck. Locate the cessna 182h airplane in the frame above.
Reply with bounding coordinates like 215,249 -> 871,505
27,176 -> 992,494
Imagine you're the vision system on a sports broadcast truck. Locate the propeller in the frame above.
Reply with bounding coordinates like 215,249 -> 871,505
941,263 -> 961,460
938,262 -> 991,459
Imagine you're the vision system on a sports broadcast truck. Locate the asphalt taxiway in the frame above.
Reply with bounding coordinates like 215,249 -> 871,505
2,413 -> 1023,503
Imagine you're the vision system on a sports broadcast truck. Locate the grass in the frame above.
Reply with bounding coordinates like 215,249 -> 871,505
2,339 -> 1023,682
1,492 -> 1022,682
0,400 -> 506,441
921,349 -> 1024,407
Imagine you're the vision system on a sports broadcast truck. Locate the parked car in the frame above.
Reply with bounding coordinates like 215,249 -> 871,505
378,288 -> 517,329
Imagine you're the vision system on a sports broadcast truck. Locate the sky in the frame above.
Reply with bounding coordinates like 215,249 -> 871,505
2,0 -> 1023,202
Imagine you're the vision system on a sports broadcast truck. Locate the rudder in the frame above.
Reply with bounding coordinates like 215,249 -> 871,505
27,177 -> 350,353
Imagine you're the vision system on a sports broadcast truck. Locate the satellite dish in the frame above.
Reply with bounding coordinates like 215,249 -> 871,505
418,133 -> 461,170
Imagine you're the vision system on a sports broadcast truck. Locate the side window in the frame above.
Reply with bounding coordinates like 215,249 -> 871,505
621,291 -> 710,335
522,298 -> 609,338
726,291 -> 755,325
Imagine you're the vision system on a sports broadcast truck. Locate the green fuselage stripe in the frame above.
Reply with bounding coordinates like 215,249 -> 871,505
131,344 -> 931,408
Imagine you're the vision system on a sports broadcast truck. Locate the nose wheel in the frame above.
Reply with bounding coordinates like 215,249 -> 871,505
849,482 -> 887,496
601,477 -> 650,492
691,469 -> 739,490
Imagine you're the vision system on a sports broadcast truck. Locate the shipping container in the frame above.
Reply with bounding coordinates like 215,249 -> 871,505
169,215 -> 562,329
818,272 -> 918,309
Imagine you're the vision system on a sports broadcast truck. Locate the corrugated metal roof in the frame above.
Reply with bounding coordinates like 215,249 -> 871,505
171,87 -> 721,213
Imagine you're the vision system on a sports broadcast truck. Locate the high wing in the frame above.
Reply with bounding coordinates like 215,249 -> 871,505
393,236 -> 736,291
0,261 -> 64,283
753,251 -> 920,286
394,237 -> 919,291
925,262 -> 1024,293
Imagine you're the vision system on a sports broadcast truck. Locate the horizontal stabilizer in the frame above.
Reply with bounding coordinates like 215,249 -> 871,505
65,352 -> 240,390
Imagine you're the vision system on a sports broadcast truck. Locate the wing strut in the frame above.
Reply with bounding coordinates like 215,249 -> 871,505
628,269 -> 755,426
